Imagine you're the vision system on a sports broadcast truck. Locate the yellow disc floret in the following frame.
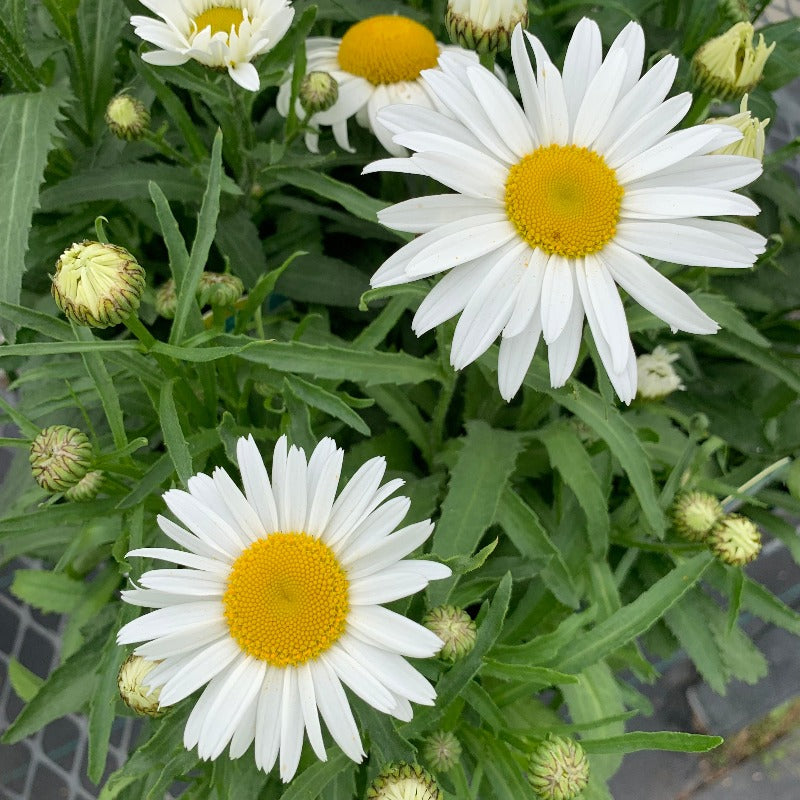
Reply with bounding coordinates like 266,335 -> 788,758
505,145 -> 624,258
223,532 -> 349,666
193,6 -> 244,39
337,15 -> 440,85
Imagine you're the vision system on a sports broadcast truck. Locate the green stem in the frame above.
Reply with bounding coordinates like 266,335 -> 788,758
479,50 -> 496,72
124,314 -> 158,350
142,129 -> 193,167
451,763 -> 473,799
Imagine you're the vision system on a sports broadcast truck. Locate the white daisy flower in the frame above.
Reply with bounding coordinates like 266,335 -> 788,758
131,0 -> 295,92
277,14 -> 481,155
117,435 -> 450,781
366,19 -> 767,403
636,345 -> 685,399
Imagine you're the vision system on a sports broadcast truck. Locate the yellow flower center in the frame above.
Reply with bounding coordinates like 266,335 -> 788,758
504,144 -> 624,258
337,15 -> 440,85
222,532 -> 349,667
193,6 -> 244,39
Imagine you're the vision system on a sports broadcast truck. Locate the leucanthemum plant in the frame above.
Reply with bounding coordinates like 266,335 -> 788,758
117,435 -> 449,780
277,14 -> 483,154
367,19 -> 766,402
131,0 -> 295,90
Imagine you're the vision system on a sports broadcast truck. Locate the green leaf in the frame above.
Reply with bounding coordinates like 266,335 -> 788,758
158,378 -> 193,484
8,659 -> 44,702
0,301 -> 74,340
10,569 -> 86,614
279,751 -> 352,800
463,728 -> 538,800
495,487 -> 579,608
711,330 -> 800,395
265,167 -> 390,226
149,182 -> 191,286
557,553 -> 713,673
0,86 -> 68,340
171,129 -> 223,345
482,352 -> 665,536
0,17 -> 41,91
537,422 -> 610,557
2,629 -> 105,743
284,375 -> 370,435
444,538 -> 498,576
240,340 -> 443,386
581,732 -> 723,754
364,385 -> 429,456
275,253 -> 370,307
692,292 -> 771,348
480,660 -> 578,686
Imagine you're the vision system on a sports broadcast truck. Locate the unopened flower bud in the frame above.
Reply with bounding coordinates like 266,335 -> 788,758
637,346 -> 685,400
299,71 -> 339,114
710,514 -> 762,565
366,763 -> 442,800
155,278 -> 177,319
64,470 -> 104,502
721,0 -> 751,23
422,730 -> 462,773
117,655 -> 164,717
52,241 -> 145,328
671,491 -> 723,542
196,272 -> 244,308
423,605 -> 476,661
527,736 -> 590,800
708,94 -> 769,161
30,426 -> 92,493
446,0 -> 528,55
692,22 -> 775,100
105,93 -> 150,140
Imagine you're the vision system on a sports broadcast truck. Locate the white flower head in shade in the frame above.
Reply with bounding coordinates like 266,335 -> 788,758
366,18 -> 767,403
636,346 -> 684,399
277,14 -> 481,155
117,435 -> 450,781
131,0 -> 295,91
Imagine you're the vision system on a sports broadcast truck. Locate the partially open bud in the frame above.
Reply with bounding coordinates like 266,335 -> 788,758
637,346 -> 685,400
196,272 -> 244,308
64,470 -> 104,502
445,0 -> 528,55
671,491 -> 724,542
527,735 -> 590,800
155,278 -> 177,319
692,22 -> 775,100
105,93 -> 150,140
422,730 -> 462,773
708,94 -> 769,161
117,654 -> 164,717
423,605 -> 477,662
710,514 -> 762,565
30,425 -> 93,493
52,241 -> 146,328
299,71 -> 339,114
366,763 -> 442,800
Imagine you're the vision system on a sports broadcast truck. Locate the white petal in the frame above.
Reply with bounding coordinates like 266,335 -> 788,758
601,242 -> 718,333
503,248 -> 547,338
377,103 -> 489,153
236,435 -> 279,534
378,194 -> 500,234
310,659 -> 364,763
298,664 -> 327,761
323,457 -> 386,548
349,569 -> 428,605
614,220 -> 759,268
322,646 -> 396,712
541,254 -> 575,344
511,26 -> 548,144
411,151 -> 507,201
346,520 -> 435,580
212,467 -> 265,542
548,281 -> 585,388
282,445 -> 308,533
562,18 -> 602,127
498,311 -> 543,401
255,667 -> 283,772
138,568 -> 225,596
348,606 -> 444,658
155,514 -> 226,561
279,669 -> 305,782
608,21 -> 645,95
525,31 -> 569,145
127,547 -> 230,576
677,218 -> 766,255
163,489 -> 245,557
117,602 -> 224,644
159,636 -> 241,706
620,187 -> 759,219
306,446 -> 344,536
134,622 -> 228,660
271,435 -> 289,530
338,495 -> 411,564
572,49 -> 627,147
228,61 -> 259,91
120,588 -> 199,608
628,155 -> 762,192
229,690 -> 258,758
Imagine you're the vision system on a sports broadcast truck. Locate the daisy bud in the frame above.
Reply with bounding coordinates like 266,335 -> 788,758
423,605 -> 476,662
117,655 -> 164,717
721,0 -> 751,23
708,94 -> 769,161
64,470 -> 104,502
527,736 -> 590,800
709,514 -> 762,565
30,426 -> 93,493
105,93 -> 150,140
196,271 -> 244,308
692,22 -> 775,100
52,241 -> 146,328
366,763 -> 442,800
154,278 -> 177,319
445,0 -> 528,55
299,71 -> 339,114
422,730 -> 462,773
671,491 -> 724,543
636,346 -> 685,400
